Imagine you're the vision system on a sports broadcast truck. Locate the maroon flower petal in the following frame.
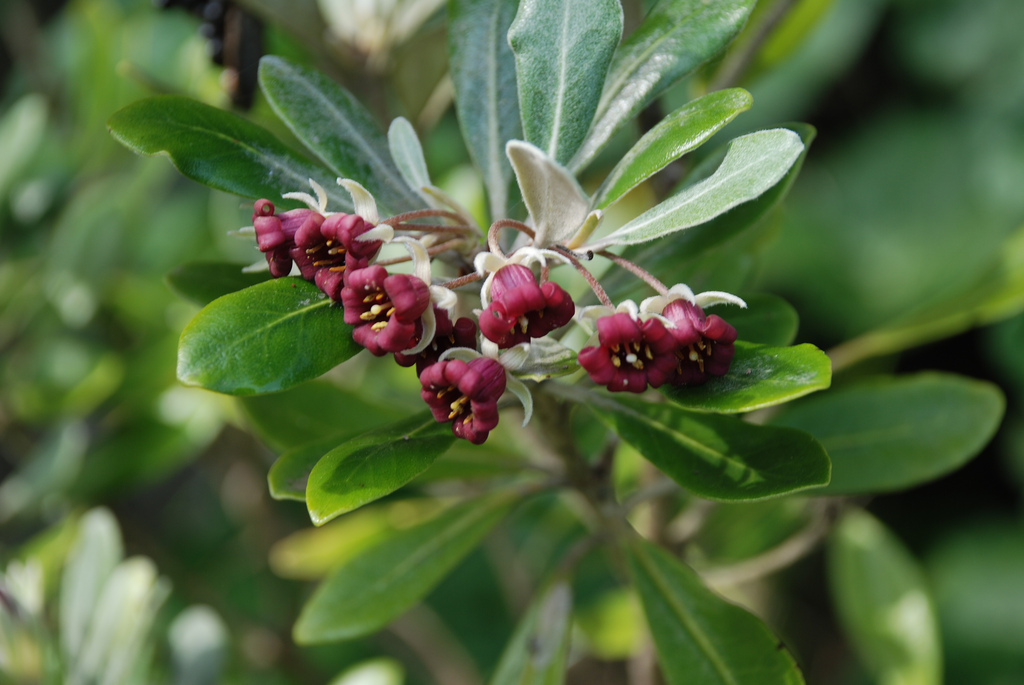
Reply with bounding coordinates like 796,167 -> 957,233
480,265 -> 575,348
662,299 -> 738,386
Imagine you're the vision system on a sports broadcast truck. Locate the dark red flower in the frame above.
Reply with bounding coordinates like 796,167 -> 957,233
662,299 -> 737,385
341,265 -> 431,356
252,200 -> 324,279
577,313 -> 677,393
394,307 -> 478,375
293,212 -> 380,301
420,357 -> 506,444
479,265 -> 574,348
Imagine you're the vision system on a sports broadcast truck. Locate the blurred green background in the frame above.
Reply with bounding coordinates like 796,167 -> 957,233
1,0 -> 1022,683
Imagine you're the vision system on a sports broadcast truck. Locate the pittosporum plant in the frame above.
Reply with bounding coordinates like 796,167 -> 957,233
104,0 -> 1005,683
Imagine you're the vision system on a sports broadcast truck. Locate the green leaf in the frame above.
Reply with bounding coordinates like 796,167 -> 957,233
107,96 -> 351,210
770,373 -> 1005,494
165,262 -> 272,306
489,581 -> 573,685
293,492 -> 514,643
627,538 -> 805,685
506,140 -> 590,248
513,339 -> 580,382
388,117 -> 432,204
727,294 -> 799,347
449,0 -> 522,220
589,129 -> 804,249
571,0 -> 758,172
661,342 -> 832,414
306,415 -> 457,525
601,125 -> 815,304
258,56 -> 420,214
828,509 -> 942,685
508,0 -> 623,165
268,435 -> 348,502
241,380 -> 403,453
586,393 -> 830,501
593,89 -> 752,210
830,222 -> 1024,371
177,279 -> 360,396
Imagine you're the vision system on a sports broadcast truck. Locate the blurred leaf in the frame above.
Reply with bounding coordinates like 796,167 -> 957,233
586,393 -> 830,501
0,94 -> 47,199
294,492 -> 514,643
0,422 -> 87,524
574,588 -> 644,660
830,223 -> 1024,371
828,509 -> 942,685
268,435 -> 348,502
727,293 -> 799,347
169,606 -> 228,685
165,262 -> 272,306
107,96 -> 350,210
691,498 -> 811,565
661,342 -> 832,413
602,125 -> 815,304
927,521 -> 1024,683
329,658 -> 404,685
593,89 -> 753,211
69,557 -> 169,685
589,129 -> 804,249
448,0 -> 521,219
771,373 -> 1004,494
389,117 -> 433,205
571,0 -> 758,171
506,140 -> 590,247
756,0 -> 837,70
177,279 -> 359,395
508,0 -> 622,165
489,581 -> 573,685
60,509 -> 123,663
258,56 -> 419,214
241,379 -> 403,453
627,538 -> 804,685
270,500 -> 443,580
306,415 -> 456,525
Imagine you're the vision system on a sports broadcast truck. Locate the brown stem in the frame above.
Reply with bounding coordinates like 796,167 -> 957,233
597,250 -> 668,295
383,208 -> 466,225
487,218 -> 537,257
439,272 -> 484,290
376,239 -> 465,266
554,246 -> 614,308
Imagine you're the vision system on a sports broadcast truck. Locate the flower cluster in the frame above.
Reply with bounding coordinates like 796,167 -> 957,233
249,179 -> 743,443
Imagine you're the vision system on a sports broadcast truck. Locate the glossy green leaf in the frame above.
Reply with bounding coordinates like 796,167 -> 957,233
771,373 -> 1005,494
489,581 -> 573,685
449,0 -> 521,219
828,509 -> 942,685
571,0 -> 758,171
388,117 -> 432,204
588,129 -> 804,250
601,125 -> 815,304
107,96 -> 351,210
293,493 -> 514,643
306,415 -> 457,525
586,393 -> 830,501
627,538 -> 805,685
258,56 -> 419,214
268,435 -> 348,502
593,89 -> 752,210
727,294 -> 799,347
241,379 -> 403,453
830,223 -> 1024,371
165,262 -> 271,306
661,342 -> 831,413
177,279 -> 359,396
508,0 -> 622,165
